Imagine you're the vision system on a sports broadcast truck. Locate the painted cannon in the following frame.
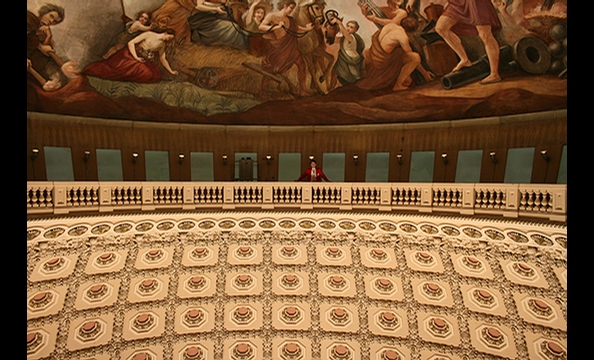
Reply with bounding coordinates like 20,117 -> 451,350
440,45 -> 518,90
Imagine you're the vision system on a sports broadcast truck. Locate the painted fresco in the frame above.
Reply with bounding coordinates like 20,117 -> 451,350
27,0 -> 567,125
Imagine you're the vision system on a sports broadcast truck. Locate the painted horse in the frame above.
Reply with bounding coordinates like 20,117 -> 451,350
291,0 -> 337,94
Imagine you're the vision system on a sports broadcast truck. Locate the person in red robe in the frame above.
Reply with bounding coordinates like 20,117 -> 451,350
83,29 -> 178,83
296,160 -> 330,182
435,0 -> 503,84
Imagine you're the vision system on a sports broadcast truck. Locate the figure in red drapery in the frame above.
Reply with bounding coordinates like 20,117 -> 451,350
83,30 -> 178,83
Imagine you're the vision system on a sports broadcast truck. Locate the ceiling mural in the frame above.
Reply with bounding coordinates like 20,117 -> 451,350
27,0 -> 567,125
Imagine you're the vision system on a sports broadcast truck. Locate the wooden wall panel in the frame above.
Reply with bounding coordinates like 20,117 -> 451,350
27,111 -> 566,183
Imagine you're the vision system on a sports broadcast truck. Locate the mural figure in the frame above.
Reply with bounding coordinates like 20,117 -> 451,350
358,0 -> 434,86
102,11 -> 156,59
242,0 -> 274,56
25,0 -> 567,124
244,0 -> 274,32
291,0 -> 336,95
359,0 -> 408,27
26,4 -> 66,91
435,0 -> 503,84
188,0 -> 250,50
358,15 -> 434,91
150,0 -> 197,44
258,0 -> 314,97
296,159 -> 331,181
83,29 -> 178,83
330,18 -> 366,86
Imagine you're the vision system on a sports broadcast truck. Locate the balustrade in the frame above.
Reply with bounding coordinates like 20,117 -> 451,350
392,186 -> 422,206
312,186 -> 341,204
234,185 -> 263,203
474,187 -> 506,210
433,188 -> 463,208
111,184 -> 142,206
194,185 -> 223,204
518,185 -> 564,214
27,183 -> 53,209
352,186 -> 381,205
153,184 -> 184,204
26,182 -> 567,222
273,185 -> 301,204
66,185 -> 99,207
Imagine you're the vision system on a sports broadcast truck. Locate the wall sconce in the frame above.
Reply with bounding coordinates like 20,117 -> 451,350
353,154 -> 359,165
132,152 -> 139,181
31,148 -> 39,161
222,154 -> 228,165
489,151 -> 498,182
541,150 -> 551,182
396,154 -> 403,165
266,154 -> 272,165
308,155 -> 315,161
30,148 -> 39,181
489,151 -> 498,163
83,151 -> 91,180
441,153 -> 449,181
178,153 -> 185,164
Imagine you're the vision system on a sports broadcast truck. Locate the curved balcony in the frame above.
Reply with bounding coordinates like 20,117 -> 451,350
27,181 -> 567,222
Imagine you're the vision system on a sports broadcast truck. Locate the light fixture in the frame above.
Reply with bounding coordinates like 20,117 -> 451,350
132,152 -> 139,164
82,151 -> 91,180
540,150 -> 551,182
441,153 -> 448,164
30,148 -> 39,181
31,148 -> 39,161
309,155 -> 315,161
489,151 -> 498,182
396,154 -> 403,165
178,153 -> 185,164
266,154 -> 272,165
222,154 -> 228,165
353,154 -> 359,165
489,151 -> 498,163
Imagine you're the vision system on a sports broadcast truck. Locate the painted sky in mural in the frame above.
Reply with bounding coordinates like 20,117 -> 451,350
27,0 -> 567,124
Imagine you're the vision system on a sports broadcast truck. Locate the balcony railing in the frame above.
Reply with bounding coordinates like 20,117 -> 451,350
26,182 -> 567,222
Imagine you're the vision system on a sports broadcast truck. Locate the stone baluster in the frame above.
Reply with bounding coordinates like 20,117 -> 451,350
433,188 -> 441,207
273,186 -> 282,203
287,186 -> 294,203
27,187 -> 38,208
66,187 -> 75,207
234,187 -> 242,203
335,187 -> 342,203
195,187 -> 202,203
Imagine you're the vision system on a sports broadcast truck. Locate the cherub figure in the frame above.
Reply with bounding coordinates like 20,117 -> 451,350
102,11 -> 156,59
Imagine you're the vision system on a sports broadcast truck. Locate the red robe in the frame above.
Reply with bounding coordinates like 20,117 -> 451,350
443,0 -> 502,36
296,168 -> 330,182
261,17 -> 302,74
357,31 -> 405,90
83,47 -> 162,83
